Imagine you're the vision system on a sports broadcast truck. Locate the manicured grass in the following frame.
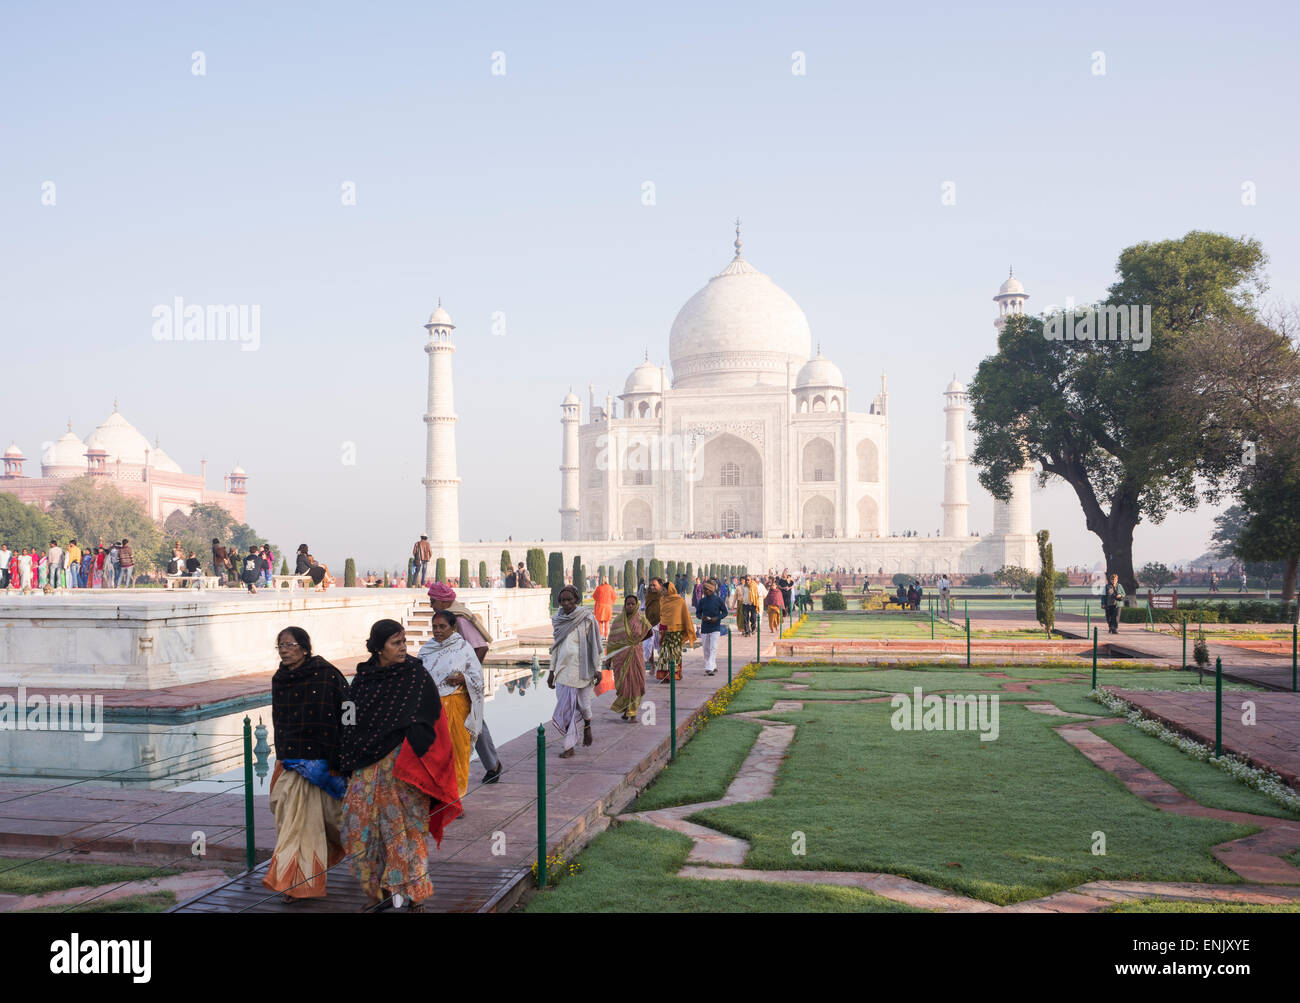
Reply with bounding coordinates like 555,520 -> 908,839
1029,671 -> 1263,717
1093,723 -> 1298,820
0,857 -> 183,896
523,821 -> 925,913
21,892 -> 176,913
807,669 -> 1032,693
790,613 -> 965,640
633,717 -> 764,811
694,699 -> 1253,904
1108,898 -> 1300,913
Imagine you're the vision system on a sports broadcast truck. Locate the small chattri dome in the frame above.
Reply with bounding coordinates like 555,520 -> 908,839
795,352 -> 844,389
230,464 -> 247,476
945,375 -> 966,393
623,359 -> 663,395
4,442 -> 24,459
562,391 -> 580,406
997,270 -> 1026,297
428,305 -> 453,327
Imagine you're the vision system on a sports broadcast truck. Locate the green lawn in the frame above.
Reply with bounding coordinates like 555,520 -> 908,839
0,857 -> 183,896
791,612 -> 966,640
690,700 -> 1252,905
20,892 -> 176,913
633,717 -> 763,811
1107,898 -> 1300,913
1093,723 -> 1298,820
524,820 -> 925,913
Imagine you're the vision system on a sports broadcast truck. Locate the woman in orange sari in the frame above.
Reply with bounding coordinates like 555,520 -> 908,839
655,582 -> 696,682
605,595 -> 650,721
592,577 -> 617,640
416,609 -> 484,798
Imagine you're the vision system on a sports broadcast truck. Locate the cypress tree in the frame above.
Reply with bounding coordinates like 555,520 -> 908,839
1036,530 -> 1056,637
459,558 -> 471,588
624,560 -> 635,596
500,550 -> 512,574
572,555 -> 584,600
636,557 -> 645,583
527,548 -> 546,587
649,558 -> 664,581
344,557 -> 356,587
478,560 -> 488,587
548,552 -> 565,607
435,557 -> 446,583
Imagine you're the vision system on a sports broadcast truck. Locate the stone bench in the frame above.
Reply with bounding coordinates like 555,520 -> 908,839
272,575 -> 315,590
165,575 -> 220,590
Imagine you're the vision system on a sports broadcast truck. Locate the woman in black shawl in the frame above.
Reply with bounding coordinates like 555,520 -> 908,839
262,626 -> 350,903
339,618 -> 453,913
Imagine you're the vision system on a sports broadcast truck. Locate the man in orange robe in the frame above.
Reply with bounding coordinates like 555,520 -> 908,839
592,577 -> 617,640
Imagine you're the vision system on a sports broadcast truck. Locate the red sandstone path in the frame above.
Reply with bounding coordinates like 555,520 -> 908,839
622,690 -> 1300,912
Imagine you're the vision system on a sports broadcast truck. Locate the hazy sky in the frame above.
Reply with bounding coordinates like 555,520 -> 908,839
3,1 -> 1296,572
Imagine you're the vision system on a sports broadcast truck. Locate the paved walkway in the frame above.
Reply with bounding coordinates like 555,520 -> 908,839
168,638 -> 758,913
1110,689 -> 1300,790
619,692 -> 1300,912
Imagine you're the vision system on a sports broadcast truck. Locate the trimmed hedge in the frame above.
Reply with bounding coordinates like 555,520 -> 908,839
821,591 -> 847,611
1121,599 -> 1296,625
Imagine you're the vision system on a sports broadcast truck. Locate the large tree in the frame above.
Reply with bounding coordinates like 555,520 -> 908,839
969,231 -> 1267,596
48,480 -> 163,569
0,495 -> 73,551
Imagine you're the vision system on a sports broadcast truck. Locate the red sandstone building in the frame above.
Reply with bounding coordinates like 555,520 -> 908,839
0,404 -> 247,523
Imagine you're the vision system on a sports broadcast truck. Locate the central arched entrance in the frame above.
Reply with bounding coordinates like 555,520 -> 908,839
692,433 -> 762,535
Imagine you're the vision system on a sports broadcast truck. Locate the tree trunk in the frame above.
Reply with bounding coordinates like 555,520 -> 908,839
1282,555 -> 1299,621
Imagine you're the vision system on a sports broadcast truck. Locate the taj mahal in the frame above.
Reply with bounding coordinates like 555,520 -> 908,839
426,226 -> 1040,577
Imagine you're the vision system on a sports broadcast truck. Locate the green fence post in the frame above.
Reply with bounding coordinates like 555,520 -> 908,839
536,725 -> 547,888
670,657 -> 678,761
727,628 -> 733,685
1086,602 -> 1090,637
1215,656 -> 1223,757
1092,627 -> 1098,689
1182,618 -> 1187,669
757,605 -> 761,667
242,716 -> 255,872
1292,623 -> 1297,693
930,605 -> 934,639
965,615 -> 971,667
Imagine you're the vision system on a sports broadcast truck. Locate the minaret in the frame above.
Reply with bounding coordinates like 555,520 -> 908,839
423,301 -> 461,567
941,376 -> 969,537
990,272 -> 1034,538
993,267 -> 1029,333
559,390 -> 581,540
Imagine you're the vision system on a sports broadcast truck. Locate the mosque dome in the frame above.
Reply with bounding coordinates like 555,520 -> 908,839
230,464 -> 247,476
623,359 -> 663,395
84,408 -> 154,466
4,442 -> 23,459
795,351 -> 844,389
42,426 -> 87,469
149,441 -> 183,474
427,303 -> 454,327
945,376 -> 966,393
561,391 -> 580,406
668,227 -> 813,389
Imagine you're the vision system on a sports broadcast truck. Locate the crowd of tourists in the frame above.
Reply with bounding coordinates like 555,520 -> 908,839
0,539 -> 136,592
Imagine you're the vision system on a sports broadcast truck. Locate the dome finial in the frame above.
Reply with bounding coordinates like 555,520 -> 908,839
733,217 -> 742,258
1009,265 -> 1014,277
67,418 -> 72,432
113,398 -> 118,413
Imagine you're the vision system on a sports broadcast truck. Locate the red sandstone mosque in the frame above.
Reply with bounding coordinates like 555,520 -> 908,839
0,403 -> 247,523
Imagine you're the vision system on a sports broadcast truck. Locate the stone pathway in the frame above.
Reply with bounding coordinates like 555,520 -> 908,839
615,683 -> 1300,912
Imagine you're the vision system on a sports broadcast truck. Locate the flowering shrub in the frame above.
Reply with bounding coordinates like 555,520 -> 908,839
781,614 -> 808,639
531,851 -> 580,886
696,661 -> 760,721
1090,688 -> 1300,815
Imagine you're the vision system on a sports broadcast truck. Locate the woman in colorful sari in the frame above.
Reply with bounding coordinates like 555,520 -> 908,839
765,579 -> 785,634
605,594 -> 650,722
655,582 -> 696,683
79,548 -> 93,589
547,586 -> 603,758
263,626 -> 350,903
340,619 -> 461,913
417,610 -> 483,798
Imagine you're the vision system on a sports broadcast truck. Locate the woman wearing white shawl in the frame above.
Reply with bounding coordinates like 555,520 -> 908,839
547,585 -> 603,759
417,610 -> 483,797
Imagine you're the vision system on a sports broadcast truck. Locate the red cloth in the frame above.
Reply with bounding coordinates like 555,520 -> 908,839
393,714 -> 464,847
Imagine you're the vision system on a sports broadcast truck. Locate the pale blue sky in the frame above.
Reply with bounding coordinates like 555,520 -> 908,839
2,1 -> 1296,571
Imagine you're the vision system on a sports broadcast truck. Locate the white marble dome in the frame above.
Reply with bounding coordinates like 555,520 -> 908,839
623,359 -> 663,395
84,410 -> 153,466
997,274 -> 1025,297
427,304 -> 454,327
795,352 -> 844,389
945,376 -> 966,393
42,428 -> 87,469
150,441 -> 183,474
4,442 -> 23,459
669,247 -> 812,390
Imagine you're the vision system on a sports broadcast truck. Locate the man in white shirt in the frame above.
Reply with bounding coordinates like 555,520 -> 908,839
938,574 -> 952,620
0,545 -> 10,590
48,541 -> 65,590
